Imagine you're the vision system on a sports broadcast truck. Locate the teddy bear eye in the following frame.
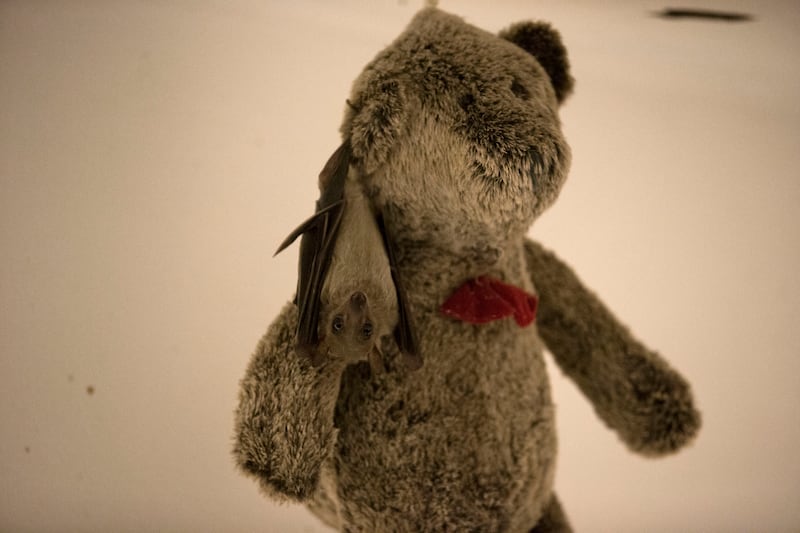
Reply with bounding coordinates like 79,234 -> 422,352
459,92 -> 476,111
511,78 -> 530,99
332,315 -> 345,335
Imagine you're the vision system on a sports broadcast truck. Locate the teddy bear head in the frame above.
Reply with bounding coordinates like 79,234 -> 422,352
340,8 -> 573,252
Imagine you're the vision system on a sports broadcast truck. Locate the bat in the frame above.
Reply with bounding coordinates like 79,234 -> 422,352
275,140 -> 422,371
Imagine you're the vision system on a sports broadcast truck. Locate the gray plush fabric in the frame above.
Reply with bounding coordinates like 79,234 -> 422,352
525,241 -> 700,456
233,7 -> 699,531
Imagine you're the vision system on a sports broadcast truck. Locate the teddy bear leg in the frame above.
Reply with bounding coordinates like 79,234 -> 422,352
529,493 -> 572,533
233,302 -> 348,501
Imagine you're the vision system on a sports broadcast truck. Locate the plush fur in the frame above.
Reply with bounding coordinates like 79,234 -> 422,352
234,7 -> 700,532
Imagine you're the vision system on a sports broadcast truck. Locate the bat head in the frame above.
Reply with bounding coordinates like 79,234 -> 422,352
320,290 -> 379,362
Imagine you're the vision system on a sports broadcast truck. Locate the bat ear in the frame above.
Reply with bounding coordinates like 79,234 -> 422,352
498,21 -> 574,104
297,342 -> 326,367
368,345 -> 386,375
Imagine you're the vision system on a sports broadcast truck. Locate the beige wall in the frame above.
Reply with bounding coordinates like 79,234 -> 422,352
2,1 -> 799,531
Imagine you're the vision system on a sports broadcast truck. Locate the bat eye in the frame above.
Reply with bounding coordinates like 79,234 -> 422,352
360,321 -> 373,340
331,315 -> 345,335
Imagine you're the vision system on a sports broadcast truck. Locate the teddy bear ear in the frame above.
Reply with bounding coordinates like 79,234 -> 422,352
498,21 -> 574,104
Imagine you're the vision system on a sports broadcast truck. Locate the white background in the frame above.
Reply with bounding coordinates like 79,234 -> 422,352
2,1 -> 798,531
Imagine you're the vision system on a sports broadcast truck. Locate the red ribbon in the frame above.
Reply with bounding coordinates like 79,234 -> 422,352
440,275 -> 538,327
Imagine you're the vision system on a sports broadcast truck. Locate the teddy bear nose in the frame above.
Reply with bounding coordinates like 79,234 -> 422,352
350,291 -> 367,311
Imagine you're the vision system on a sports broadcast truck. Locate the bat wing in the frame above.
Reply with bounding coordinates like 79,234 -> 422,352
274,141 -> 351,364
376,211 -> 423,370
293,201 -> 344,358
274,202 -> 345,257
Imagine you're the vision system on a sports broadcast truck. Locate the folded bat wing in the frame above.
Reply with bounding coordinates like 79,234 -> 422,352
278,201 -> 345,359
275,141 -> 350,360
376,212 -> 422,369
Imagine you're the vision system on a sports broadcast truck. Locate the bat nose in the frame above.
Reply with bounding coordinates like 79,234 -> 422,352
349,291 -> 367,311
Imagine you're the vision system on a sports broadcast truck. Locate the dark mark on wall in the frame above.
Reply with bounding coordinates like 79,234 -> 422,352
25,446 -> 30,453
86,385 -> 95,396
656,8 -> 754,22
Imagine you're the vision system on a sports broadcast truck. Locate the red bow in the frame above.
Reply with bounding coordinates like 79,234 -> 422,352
440,275 -> 538,327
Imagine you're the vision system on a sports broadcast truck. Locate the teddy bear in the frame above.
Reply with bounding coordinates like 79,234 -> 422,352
233,7 -> 700,532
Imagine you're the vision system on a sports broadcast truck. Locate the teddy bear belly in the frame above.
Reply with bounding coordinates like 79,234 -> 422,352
311,318 -> 557,532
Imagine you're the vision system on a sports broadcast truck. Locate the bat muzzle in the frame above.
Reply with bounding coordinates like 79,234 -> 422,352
349,291 -> 367,312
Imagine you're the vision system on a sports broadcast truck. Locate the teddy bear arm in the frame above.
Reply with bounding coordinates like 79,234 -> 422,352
524,239 -> 701,455
232,302 -> 346,501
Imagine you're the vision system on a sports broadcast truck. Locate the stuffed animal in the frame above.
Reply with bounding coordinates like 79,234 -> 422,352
233,7 -> 700,532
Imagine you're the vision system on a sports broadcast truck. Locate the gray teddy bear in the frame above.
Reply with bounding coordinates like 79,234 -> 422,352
233,7 -> 700,532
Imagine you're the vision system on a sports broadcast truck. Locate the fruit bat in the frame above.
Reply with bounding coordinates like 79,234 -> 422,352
275,140 -> 421,371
